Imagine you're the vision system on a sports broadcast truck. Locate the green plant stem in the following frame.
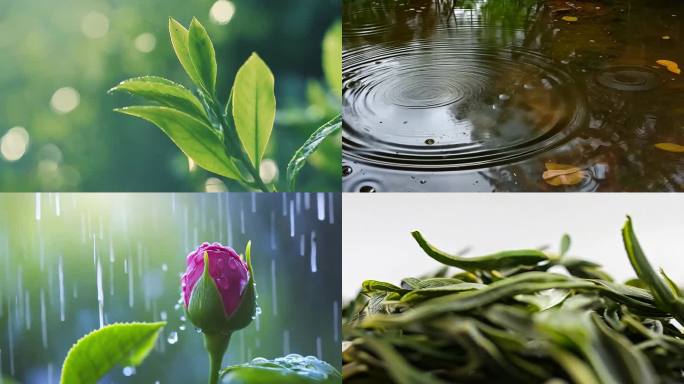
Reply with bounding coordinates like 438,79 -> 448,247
206,95 -> 273,192
204,332 -> 231,384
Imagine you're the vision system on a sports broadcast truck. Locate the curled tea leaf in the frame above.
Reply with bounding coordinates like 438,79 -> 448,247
543,162 -> 587,186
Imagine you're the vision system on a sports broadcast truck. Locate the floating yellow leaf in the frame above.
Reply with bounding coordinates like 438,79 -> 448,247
656,59 -> 681,75
655,142 -> 684,153
542,163 -> 586,186
561,16 -> 578,22
662,35 -> 671,40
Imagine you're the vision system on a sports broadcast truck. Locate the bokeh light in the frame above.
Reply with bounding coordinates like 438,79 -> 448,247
0,126 -> 30,161
209,0 -> 235,25
50,87 -> 80,114
134,33 -> 156,53
259,158 -> 279,183
205,177 -> 227,192
81,11 -> 110,39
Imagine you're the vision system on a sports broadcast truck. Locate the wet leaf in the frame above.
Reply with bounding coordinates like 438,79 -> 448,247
656,59 -> 681,75
220,354 -> 341,384
115,106 -> 241,180
60,322 -> 165,384
286,114 -> 341,191
543,162 -> 587,186
654,142 -> 684,153
168,18 -> 203,88
232,53 -> 276,169
187,18 -> 218,95
561,16 -> 578,22
109,76 -> 208,123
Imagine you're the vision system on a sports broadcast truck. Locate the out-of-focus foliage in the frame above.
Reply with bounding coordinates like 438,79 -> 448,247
0,0 -> 340,191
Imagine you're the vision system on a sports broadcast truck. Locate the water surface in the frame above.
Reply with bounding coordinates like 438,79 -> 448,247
343,0 -> 684,191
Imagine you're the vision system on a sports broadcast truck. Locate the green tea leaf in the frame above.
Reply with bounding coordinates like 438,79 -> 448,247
560,234 -> 571,256
188,18 -> 217,95
115,106 -> 240,180
169,18 -> 202,88
286,114 -> 341,191
412,231 -> 548,271
322,21 -> 342,98
60,322 -> 165,384
232,53 -> 276,169
109,76 -> 208,122
621,216 -> 684,321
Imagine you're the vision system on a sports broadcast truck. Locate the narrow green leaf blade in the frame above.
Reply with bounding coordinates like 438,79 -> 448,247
188,18 -> 217,94
60,322 -> 165,384
560,233 -> 571,256
621,217 -> 677,310
232,53 -> 276,168
412,230 -> 548,271
286,114 -> 341,191
115,106 -> 240,180
322,21 -> 342,98
109,76 -> 208,122
169,18 -> 203,87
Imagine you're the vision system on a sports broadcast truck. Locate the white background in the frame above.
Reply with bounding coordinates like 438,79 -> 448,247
343,193 -> 684,299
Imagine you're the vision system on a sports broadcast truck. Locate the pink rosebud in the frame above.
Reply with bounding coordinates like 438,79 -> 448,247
182,242 -> 250,318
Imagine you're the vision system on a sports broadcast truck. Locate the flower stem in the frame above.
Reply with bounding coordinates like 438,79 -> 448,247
203,332 -> 231,384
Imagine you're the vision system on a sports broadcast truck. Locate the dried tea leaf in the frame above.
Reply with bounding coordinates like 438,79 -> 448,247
654,142 -> 684,153
656,59 -> 681,74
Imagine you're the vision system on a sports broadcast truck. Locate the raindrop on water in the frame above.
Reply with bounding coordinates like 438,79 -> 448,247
122,366 -> 136,376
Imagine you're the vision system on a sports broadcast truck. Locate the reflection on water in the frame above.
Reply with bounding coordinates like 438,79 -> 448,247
0,193 -> 341,383
343,0 -> 684,191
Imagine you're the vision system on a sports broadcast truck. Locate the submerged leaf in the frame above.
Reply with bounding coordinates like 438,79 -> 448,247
656,59 -> 681,74
654,142 -> 684,153
286,114 -> 341,191
60,322 -> 165,384
543,162 -> 587,186
561,16 -> 578,22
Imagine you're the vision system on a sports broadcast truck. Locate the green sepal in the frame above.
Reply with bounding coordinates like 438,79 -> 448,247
187,252 -> 230,334
225,241 -> 256,331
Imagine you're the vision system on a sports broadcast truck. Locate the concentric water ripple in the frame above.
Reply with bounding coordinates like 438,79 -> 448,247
343,32 -> 587,170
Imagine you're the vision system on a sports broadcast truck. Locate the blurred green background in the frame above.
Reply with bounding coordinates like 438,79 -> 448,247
0,192 -> 342,383
0,0 -> 341,192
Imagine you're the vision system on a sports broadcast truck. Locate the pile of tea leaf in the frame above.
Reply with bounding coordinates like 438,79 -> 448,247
343,218 -> 684,384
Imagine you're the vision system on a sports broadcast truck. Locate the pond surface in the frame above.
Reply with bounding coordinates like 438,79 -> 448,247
342,0 -> 684,191
0,193 -> 341,384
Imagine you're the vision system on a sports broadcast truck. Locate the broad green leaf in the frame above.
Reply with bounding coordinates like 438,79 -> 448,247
115,106 -> 240,180
412,230 -> 548,271
232,53 -> 276,169
60,322 -> 165,384
286,114 -> 341,191
109,76 -> 208,122
221,354 -> 341,384
322,21 -> 341,98
188,18 -> 217,95
168,18 -> 202,88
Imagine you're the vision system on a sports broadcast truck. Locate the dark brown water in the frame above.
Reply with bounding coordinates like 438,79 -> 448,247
342,0 -> 684,191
